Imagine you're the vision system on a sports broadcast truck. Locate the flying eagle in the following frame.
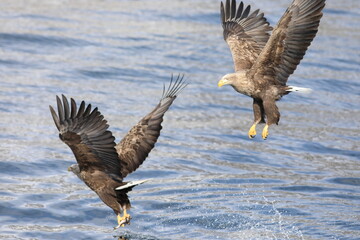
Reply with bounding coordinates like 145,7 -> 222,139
49,75 -> 186,229
218,0 -> 325,139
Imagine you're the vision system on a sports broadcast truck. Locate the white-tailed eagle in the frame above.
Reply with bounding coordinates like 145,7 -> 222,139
49,75 -> 186,229
218,0 -> 325,139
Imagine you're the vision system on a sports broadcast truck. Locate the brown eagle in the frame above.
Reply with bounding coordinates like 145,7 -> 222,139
49,75 -> 186,229
218,0 -> 325,139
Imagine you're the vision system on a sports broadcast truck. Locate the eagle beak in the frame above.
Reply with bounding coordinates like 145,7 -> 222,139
67,166 -> 71,172
218,78 -> 227,87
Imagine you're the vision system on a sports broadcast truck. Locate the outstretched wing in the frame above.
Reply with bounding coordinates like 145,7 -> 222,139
221,0 -> 272,71
249,0 -> 325,85
50,95 -> 121,177
116,74 -> 187,178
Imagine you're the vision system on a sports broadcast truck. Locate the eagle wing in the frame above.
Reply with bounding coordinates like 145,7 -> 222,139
221,0 -> 272,71
116,75 -> 186,178
50,95 -> 121,178
249,0 -> 325,85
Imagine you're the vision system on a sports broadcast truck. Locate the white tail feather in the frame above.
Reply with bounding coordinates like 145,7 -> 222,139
287,86 -> 312,93
115,179 -> 150,190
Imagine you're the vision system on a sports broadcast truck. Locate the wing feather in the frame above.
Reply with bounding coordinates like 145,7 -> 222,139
221,0 -> 272,71
50,95 -> 121,177
116,74 -> 187,178
56,97 -> 64,122
249,0 -> 325,85
70,99 -> 77,119
76,101 -> 85,118
235,2 -> 243,19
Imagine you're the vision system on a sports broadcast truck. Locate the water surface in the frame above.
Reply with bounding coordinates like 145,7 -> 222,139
0,0 -> 359,239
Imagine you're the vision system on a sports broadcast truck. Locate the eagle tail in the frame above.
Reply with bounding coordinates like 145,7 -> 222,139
115,179 -> 150,191
287,86 -> 312,93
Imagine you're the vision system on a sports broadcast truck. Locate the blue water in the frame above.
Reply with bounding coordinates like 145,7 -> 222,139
0,0 -> 359,239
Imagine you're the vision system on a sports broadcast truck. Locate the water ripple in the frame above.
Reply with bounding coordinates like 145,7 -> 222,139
0,0 -> 359,239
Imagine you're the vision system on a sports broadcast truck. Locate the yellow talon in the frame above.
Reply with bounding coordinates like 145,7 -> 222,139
114,209 -> 131,230
248,124 -> 257,138
262,124 -> 269,140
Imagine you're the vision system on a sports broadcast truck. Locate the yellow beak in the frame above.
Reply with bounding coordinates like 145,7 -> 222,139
218,79 -> 226,87
67,166 -> 71,172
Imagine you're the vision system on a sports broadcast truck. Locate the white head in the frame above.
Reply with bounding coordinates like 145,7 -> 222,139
68,164 -> 82,180
218,73 -> 238,87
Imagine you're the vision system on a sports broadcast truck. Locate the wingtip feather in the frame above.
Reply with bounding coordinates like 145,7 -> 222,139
49,105 -> 61,131
163,73 -> 187,99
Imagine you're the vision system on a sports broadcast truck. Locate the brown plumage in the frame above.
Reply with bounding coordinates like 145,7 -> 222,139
49,74 -> 186,229
218,0 -> 325,139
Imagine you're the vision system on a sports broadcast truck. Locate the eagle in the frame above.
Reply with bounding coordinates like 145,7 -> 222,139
49,75 -> 186,229
218,0 -> 325,139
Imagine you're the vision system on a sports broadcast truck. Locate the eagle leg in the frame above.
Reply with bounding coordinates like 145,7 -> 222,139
262,124 -> 269,140
249,98 -> 265,138
261,97 -> 279,140
248,124 -> 257,139
114,209 -> 131,230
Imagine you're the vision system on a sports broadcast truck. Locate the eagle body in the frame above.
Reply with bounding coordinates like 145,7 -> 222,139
79,169 -> 125,214
50,75 -> 186,228
218,0 -> 325,139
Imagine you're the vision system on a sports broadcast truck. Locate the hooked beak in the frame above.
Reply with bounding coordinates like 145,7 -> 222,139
218,78 -> 228,87
67,166 -> 71,172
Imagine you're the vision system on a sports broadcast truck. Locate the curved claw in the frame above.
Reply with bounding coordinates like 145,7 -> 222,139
114,211 -> 131,230
262,124 -> 269,140
248,124 -> 257,139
